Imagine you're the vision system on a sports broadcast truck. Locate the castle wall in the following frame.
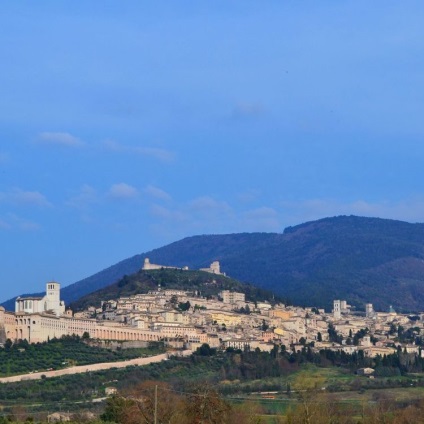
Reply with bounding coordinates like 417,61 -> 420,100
142,258 -> 188,271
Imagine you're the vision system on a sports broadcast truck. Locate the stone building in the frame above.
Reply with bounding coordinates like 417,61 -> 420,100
200,261 -> 224,275
15,282 -> 65,316
0,283 -> 168,344
220,290 -> 245,304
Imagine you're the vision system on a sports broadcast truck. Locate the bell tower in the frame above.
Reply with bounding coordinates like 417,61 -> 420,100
45,282 -> 64,315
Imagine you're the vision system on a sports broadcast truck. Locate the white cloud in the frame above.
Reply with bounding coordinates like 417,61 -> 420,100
102,140 -> 174,162
3,214 -> 40,231
108,183 -> 139,199
144,185 -> 172,201
66,185 -> 98,209
189,196 -> 232,213
150,204 -> 172,219
242,207 -> 281,231
13,189 -> 52,207
146,194 -> 424,239
149,204 -> 186,221
37,132 -> 84,147
102,140 -> 123,152
135,147 -> 174,162
148,195 -> 250,238
0,188 -> 52,208
146,195 -> 235,236
237,188 -> 261,203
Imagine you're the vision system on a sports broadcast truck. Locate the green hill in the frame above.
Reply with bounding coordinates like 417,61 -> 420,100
4,215 -> 424,313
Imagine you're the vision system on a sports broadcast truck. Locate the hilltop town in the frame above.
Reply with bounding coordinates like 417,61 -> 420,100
1,259 -> 423,361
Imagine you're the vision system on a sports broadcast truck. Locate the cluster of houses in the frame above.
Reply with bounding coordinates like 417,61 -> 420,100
1,260 -> 423,358
84,290 -> 424,357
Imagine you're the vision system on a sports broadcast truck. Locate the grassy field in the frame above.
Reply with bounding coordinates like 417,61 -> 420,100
222,364 -> 424,421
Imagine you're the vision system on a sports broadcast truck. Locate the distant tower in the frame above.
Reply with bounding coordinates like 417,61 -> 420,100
333,300 -> 341,319
365,303 -> 374,318
362,335 -> 371,347
143,258 -> 151,269
45,282 -> 64,316
210,261 -> 220,274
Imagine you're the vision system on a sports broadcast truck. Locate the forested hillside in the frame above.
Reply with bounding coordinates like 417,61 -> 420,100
4,215 -> 424,312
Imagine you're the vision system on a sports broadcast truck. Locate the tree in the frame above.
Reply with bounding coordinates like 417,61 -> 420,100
289,373 -> 325,424
183,384 -> 232,424
179,301 -> 191,312
120,381 -> 182,424
101,395 -> 135,423
195,343 -> 216,356
328,323 -> 343,344
286,374 -> 355,424
231,401 -> 266,424
389,323 -> 397,335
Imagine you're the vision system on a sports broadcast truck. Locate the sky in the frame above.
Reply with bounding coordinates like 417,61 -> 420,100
1,1 -> 424,301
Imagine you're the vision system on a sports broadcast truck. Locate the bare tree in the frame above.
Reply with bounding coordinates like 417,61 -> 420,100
180,383 -> 232,424
121,381 -> 183,424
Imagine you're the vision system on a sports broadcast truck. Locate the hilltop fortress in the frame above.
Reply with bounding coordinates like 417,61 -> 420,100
142,258 -> 224,275
142,258 -> 189,271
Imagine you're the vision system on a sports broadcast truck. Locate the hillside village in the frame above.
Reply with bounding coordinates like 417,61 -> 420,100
84,283 -> 424,358
2,259 -> 424,361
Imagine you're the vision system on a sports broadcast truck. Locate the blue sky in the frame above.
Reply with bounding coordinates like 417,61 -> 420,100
1,1 -> 424,301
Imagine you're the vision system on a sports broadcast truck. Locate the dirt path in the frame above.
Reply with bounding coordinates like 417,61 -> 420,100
0,350 -> 192,384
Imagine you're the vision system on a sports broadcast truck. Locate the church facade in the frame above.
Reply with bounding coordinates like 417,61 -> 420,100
0,282 -> 182,344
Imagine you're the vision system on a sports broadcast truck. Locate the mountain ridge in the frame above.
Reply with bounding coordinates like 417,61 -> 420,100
3,215 -> 424,312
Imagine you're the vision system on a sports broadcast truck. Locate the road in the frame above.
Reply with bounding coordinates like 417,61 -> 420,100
0,350 -> 192,384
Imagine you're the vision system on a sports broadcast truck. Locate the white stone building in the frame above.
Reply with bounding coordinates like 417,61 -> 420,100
15,282 -> 65,316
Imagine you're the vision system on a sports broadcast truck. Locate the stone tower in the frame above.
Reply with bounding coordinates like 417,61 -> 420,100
45,282 -> 64,316
365,303 -> 374,318
333,300 -> 341,319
